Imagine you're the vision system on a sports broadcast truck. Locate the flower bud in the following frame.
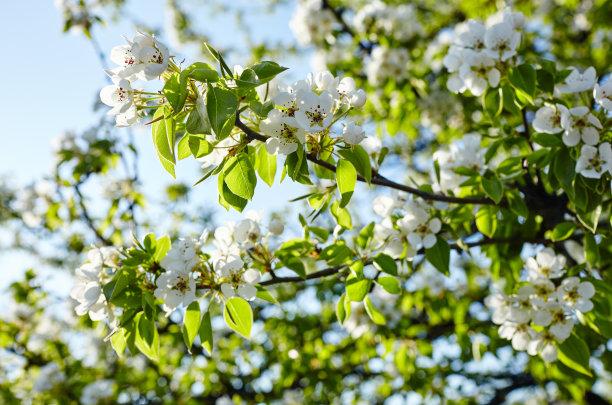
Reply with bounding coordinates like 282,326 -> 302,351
349,89 -> 367,108
342,123 -> 366,145
269,219 -> 284,235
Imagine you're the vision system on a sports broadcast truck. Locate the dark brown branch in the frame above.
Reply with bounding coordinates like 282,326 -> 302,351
259,236 -> 546,286
235,116 -> 498,206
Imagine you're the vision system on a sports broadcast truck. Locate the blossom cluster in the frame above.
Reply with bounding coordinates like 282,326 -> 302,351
99,32 -> 170,126
71,212 -> 284,323
70,246 -> 120,327
532,67 -> 612,179
443,8 -> 525,96
353,1 -> 421,42
256,70 -> 367,155
485,248 -> 595,362
432,133 -> 488,194
289,0 -> 337,46
372,194 -> 443,258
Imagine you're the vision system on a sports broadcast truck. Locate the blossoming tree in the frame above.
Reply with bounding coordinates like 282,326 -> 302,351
4,0 -> 612,403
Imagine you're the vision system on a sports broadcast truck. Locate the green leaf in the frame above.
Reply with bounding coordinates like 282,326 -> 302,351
182,301 -> 201,352
507,190 -> 529,218
346,274 -> 371,302
549,222 -> 577,242
177,134 -> 191,160
189,68 -> 220,83
255,144 -> 276,187
188,135 -> 213,158
110,328 -> 127,357
250,61 -> 288,84
206,84 -> 238,140
152,107 -> 176,177
223,154 -> 257,200
481,175 -> 503,204
198,311 -> 213,355
337,146 -> 372,184
163,73 -> 188,114
501,84 -> 521,115
224,297 -> 253,339
577,205 -> 602,234
134,312 -> 160,362
584,233 -> 599,266
357,222 -> 375,250
218,174 -> 247,212
557,334 -> 592,377
377,276 -> 400,294
336,159 -> 356,208
552,148 -> 575,199
476,205 -> 497,238
364,296 -> 386,325
336,293 -> 348,325
483,86 -> 502,118
234,68 -> 260,88
284,257 -> 307,279
425,236 -> 450,276
186,99 -> 212,135
508,64 -> 536,103
531,132 -> 563,147
373,253 -> 398,276
536,69 -> 555,94
330,200 -> 352,229
256,286 -> 279,304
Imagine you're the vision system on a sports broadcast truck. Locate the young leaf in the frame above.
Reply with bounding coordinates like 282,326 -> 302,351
250,61 -> 288,84
182,301 -> 201,352
224,297 -> 253,339
337,146 -> 372,184
483,86 -> 502,118
476,205 -> 497,238
218,174 -> 247,212
481,175 -> 503,204
163,73 -> 188,114
206,84 -> 238,140
177,134 -> 191,160
199,311 -> 213,355
336,159 -> 356,208
364,295 -> 386,325
110,328 -> 127,357
346,274 -> 371,302
151,107 -> 176,177
548,222 -> 577,242
425,236 -> 450,276
255,144 -> 276,187
373,253 -> 398,276
223,154 -> 257,200
508,63 -> 536,103
377,276 -> 401,294
188,135 -> 213,158
336,293 -> 348,325
557,334 -> 592,377
134,312 -> 160,362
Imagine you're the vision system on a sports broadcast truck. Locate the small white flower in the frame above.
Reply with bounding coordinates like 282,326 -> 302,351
268,219 -> 284,236
560,277 -> 595,313
109,31 -> 169,81
294,91 -> 334,132
99,74 -> 135,116
484,292 -> 512,325
483,22 -> 520,61
220,268 -> 261,301
527,330 -> 559,362
154,270 -> 197,316
532,105 -> 563,134
361,136 -> 382,155
396,201 -> 441,249
557,67 -> 596,94
459,53 -> 500,96
560,106 -> 602,146
234,211 -> 262,248
260,109 -> 306,155
525,247 -> 567,281
343,123 -> 366,145
498,321 -> 535,351
576,143 -> 612,179
349,89 -> 367,108
594,78 -> 612,111
373,195 -> 396,217
457,20 -> 486,49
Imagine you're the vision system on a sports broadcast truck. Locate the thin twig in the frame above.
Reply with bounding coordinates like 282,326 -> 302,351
235,116 -> 499,206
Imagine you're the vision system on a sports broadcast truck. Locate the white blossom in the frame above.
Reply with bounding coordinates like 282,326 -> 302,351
560,277 -> 595,313
532,105 -> 563,134
594,78 -> 612,111
342,123 -> 366,145
557,67 -> 596,94
459,53 -> 500,96
109,31 -> 169,81
560,105 -> 601,146
483,22 -> 521,61
525,248 -> 567,281
260,109 -> 306,155
575,143 -> 612,179
294,91 -> 334,132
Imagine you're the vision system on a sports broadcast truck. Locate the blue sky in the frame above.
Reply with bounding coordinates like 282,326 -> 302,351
0,0 -> 311,298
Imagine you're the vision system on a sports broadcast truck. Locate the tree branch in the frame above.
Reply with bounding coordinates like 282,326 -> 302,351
235,116 -> 498,206
73,182 -> 113,246
259,236 -> 546,286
